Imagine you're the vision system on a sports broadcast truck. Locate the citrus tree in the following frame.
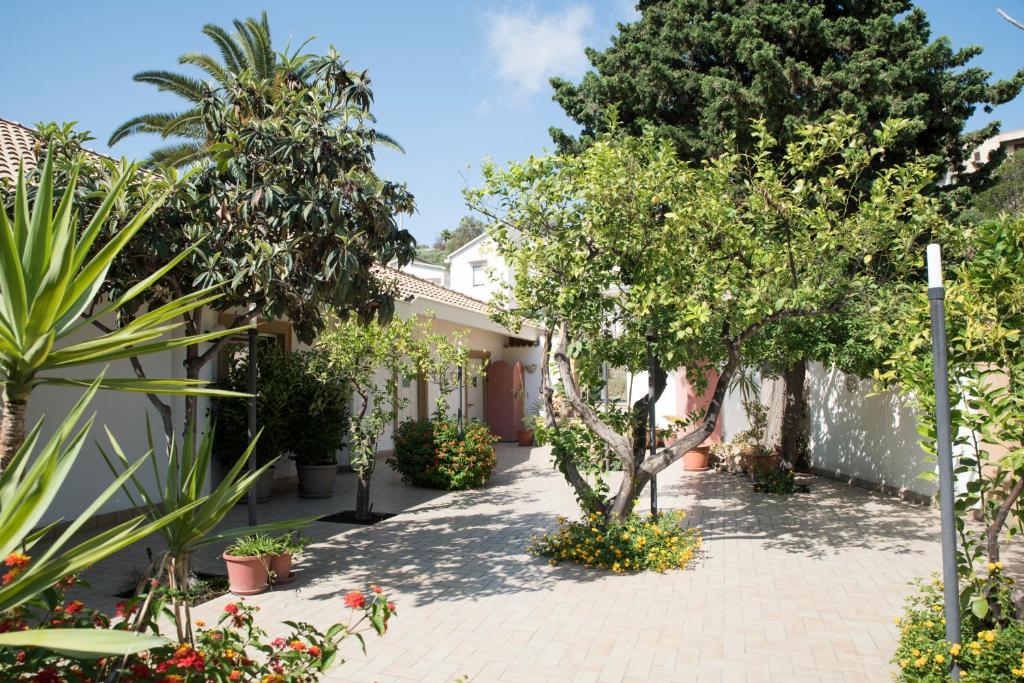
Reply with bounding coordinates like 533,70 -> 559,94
468,115 -> 950,521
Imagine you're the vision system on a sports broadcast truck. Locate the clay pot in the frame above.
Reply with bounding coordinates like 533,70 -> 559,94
269,552 -> 294,585
682,446 -> 711,472
223,553 -> 270,596
516,429 -> 534,447
297,464 -> 337,499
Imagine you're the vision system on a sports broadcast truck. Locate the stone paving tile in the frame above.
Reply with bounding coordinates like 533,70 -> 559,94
69,442 -> 1024,682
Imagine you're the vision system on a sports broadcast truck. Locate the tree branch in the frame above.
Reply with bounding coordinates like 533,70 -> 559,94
987,475 -> 1024,563
550,323 -> 634,462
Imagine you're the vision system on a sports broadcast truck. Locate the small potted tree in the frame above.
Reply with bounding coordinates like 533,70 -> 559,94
223,534 -> 278,595
293,350 -> 349,498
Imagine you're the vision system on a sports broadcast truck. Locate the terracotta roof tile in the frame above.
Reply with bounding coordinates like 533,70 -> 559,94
0,118 -> 39,183
376,266 -> 493,316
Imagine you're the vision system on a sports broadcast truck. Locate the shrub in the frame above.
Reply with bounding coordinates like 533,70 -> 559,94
389,418 -> 497,490
752,468 -> 810,494
529,510 -> 702,573
893,569 -> 1024,682
213,347 -> 348,469
0,570 -> 397,681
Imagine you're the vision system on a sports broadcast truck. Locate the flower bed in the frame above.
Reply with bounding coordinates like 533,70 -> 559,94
893,568 -> 1024,681
529,510 -> 701,573
389,418 -> 497,490
0,558 -> 396,682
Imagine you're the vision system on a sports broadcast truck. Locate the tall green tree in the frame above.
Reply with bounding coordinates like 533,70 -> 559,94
470,116 -> 950,521
108,12 -> 400,167
550,0 -> 1023,465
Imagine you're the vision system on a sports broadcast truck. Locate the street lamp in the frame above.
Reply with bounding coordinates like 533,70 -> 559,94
926,243 -> 961,681
647,326 -> 658,516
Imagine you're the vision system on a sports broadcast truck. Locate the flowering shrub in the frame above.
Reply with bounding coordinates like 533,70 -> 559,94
893,568 -> 1024,682
0,561 -> 397,682
389,417 -> 497,490
529,510 -> 701,573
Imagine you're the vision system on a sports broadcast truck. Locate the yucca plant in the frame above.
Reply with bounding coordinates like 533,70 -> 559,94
100,423 -> 317,643
0,378 -> 198,657
0,154 -> 243,469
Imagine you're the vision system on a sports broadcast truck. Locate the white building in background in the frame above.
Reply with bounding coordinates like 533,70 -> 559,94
386,257 -> 448,286
962,127 -> 1024,172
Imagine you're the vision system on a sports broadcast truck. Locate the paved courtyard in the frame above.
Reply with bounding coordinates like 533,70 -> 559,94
91,442 -> 1008,683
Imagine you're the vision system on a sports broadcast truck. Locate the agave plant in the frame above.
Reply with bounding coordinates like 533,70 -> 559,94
0,378 -> 198,657
0,154 -> 242,469
100,423 -> 317,643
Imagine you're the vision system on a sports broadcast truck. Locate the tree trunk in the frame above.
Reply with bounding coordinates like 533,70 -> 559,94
632,366 -> 667,463
0,396 -> 27,471
355,475 -> 372,522
779,358 -> 807,470
987,476 -> 1024,563
607,468 -> 639,522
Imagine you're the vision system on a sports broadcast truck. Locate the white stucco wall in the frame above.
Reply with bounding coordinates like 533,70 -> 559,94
446,236 -> 512,303
806,362 -> 936,498
388,258 -> 448,286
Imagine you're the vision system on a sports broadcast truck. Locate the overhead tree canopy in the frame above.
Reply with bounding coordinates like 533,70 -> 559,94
469,115 -> 951,520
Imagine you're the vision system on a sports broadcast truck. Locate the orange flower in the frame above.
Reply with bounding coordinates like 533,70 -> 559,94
4,553 -> 30,568
343,591 -> 366,609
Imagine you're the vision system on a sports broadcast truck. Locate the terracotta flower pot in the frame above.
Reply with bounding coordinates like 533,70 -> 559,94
682,446 -> 711,472
269,552 -> 294,585
297,464 -> 337,499
516,429 -> 534,447
223,553 -> 270,596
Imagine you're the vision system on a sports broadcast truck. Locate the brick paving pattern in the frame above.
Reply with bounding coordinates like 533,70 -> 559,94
76,443 -> 1019,682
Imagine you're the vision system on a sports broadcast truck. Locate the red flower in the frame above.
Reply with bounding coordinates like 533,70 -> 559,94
4,553 -> 30,568
343,591 -> 366,609
2,569 -> 22,585
229,671 -> 241,681
289,640 -> 306,651
271,637 -> 287,649
114,601 -> 136,618
223,602 -> 240,614
131,662 -> 151,678
387,601 -> 396,612
16,651 -> 26,663
308,645 -> 322,657
65,600 -> 85,615
371,584 -> 383,594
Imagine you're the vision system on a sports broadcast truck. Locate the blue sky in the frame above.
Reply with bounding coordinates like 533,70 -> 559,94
2,1 -> 1022,245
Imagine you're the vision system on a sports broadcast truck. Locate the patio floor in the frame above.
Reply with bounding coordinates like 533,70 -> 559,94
73,443 -> 1018,682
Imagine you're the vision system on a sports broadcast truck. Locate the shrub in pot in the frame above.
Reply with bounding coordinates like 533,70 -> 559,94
389,417 -> 497,490
223,534 -> 278,595
292,347 -> 350,498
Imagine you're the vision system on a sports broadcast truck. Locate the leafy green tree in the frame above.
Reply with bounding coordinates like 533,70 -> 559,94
315,315 -> 470,522
469,116 -> 949,521
970,151 -> 1024,220
434,215 -> 485,255
880,217 -> 1024,607
108,12 -> 400,166
550,0 -> 1024,465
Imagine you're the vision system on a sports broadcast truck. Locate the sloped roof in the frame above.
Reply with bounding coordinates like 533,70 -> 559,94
377,265 -> 493,317
0,118 -> 38,182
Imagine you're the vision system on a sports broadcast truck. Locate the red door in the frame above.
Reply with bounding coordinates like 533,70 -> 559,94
486,360 -> 522,441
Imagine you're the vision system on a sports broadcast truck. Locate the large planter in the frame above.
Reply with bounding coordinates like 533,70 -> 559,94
516,429 -> 534,447
682,446 -> 711,472
297,464 -> 336,499
269,552 -> 294,585
223,553 -> 270,596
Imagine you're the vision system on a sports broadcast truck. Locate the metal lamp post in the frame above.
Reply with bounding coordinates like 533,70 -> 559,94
647,327 -> 658,516
247,321 -> 259,527
926,243 -> 961,680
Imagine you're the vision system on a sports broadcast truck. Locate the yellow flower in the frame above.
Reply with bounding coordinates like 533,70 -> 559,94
949,643 -> 961,656
984,631 -> 995,643
935,654 -> 945,664
988,562 -> 997,571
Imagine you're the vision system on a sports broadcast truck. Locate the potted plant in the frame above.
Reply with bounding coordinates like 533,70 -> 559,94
294,347 -> 350,498
268,533 -> 307,585
517,398 -> 540,447
223,534 -> 278,596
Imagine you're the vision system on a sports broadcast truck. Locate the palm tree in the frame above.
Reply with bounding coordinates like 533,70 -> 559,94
109,12 -> 402,166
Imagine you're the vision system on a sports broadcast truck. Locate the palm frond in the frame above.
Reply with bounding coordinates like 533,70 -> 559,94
133,70 -> 207,103
179,52 -> 231,87
145,141 -> 210,169
202,23 -> 247,72
108,113 -> 183,146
